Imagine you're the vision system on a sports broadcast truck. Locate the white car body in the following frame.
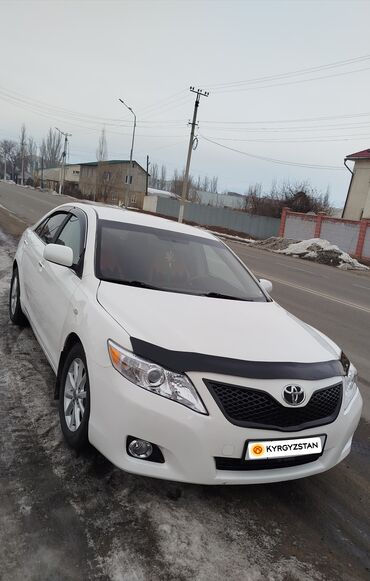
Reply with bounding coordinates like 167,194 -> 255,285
12,203 -> 362,484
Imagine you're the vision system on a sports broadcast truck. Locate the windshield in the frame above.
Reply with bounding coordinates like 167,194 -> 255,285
96,220 -> 267,302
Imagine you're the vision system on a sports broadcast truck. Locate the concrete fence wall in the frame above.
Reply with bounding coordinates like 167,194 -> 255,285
279,207 -> 370,260
144,196 -> 280,239
283,213 -> 316,240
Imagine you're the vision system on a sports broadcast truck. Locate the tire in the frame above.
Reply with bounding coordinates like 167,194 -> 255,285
59,343 -> 91,451
9,267 -> 28,326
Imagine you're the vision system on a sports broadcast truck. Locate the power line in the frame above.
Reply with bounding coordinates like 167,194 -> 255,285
197,121 -> 370,134
0,86 -> 125,124
138,89 -> 188,116
0,89 -> 191,136
0,85 -> 189,129
203,134 -> 370,143
211,65 -> 370,94
200,111 -> 370,125
206,53 -> 370,89
200,135 -> 344,171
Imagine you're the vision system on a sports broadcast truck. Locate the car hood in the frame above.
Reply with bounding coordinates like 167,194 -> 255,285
97,282 -> 340,364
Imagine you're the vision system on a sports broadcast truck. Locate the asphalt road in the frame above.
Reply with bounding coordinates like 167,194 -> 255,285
0,181 -> 74,225
0,182 -> 369,581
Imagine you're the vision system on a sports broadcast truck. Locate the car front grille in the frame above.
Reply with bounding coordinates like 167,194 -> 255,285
205,380 -> 342,431
215,454 -> 321,471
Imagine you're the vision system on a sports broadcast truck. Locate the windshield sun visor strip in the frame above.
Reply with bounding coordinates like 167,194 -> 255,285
130,338 -> 345,380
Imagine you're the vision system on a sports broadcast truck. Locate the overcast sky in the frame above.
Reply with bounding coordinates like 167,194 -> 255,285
2,0 -> 370,206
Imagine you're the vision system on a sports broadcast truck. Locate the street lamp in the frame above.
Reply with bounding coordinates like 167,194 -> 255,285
118,98 -> 136,206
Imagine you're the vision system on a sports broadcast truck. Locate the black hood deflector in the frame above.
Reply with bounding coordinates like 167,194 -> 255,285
130,337 -> 344,380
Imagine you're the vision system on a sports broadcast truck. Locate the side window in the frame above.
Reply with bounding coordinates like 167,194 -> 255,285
37,213 -> 68,244
55,214 -> 82,265
34,218 -> 48,238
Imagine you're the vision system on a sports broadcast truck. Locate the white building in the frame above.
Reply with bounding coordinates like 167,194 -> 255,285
343,149 -> 370,220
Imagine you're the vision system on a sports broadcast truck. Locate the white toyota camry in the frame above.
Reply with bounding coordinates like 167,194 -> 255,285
9,203 -> 362,484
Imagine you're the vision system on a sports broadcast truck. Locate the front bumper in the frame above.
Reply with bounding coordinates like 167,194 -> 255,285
88,363 -> 363,485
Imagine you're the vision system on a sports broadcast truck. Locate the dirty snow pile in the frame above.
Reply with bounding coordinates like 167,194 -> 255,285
253,237 -> 296,252
275,237 -> 369,270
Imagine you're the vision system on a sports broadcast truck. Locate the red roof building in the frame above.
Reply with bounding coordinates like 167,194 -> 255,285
345,149 -> 370,161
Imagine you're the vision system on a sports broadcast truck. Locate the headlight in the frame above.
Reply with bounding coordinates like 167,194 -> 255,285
108,340 -> 207,415
343,362 -> 358,410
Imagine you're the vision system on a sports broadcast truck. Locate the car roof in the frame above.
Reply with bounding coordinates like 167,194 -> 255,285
64,202 -> 217,241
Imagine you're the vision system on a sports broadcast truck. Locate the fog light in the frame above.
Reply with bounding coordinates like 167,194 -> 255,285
128,438 -> 153,459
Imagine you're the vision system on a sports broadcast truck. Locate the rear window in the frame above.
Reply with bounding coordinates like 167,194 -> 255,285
96,220 -> 266,302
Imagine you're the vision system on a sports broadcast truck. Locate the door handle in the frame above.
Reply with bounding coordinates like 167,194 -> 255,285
38,260 -> 45,269
24,239 -> 29,246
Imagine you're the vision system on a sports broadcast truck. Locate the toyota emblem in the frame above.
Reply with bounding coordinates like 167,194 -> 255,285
283,384 -> 305,406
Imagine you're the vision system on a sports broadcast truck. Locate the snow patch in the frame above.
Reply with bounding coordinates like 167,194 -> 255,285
204,229 -> 254,243
275,238 -> 369,270
149,498 -> 324,581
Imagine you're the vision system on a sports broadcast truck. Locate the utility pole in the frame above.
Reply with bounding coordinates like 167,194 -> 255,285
118,98 -> 136,206
178,87 -> 209,223
145,155 -> 150,195
55,127 -> 72,195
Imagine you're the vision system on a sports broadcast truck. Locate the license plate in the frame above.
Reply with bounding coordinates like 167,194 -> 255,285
246,435 -> 325,460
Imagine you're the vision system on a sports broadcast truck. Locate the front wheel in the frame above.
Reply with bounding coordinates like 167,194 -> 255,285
9,267 -> 28,326
59,343 -> 91,450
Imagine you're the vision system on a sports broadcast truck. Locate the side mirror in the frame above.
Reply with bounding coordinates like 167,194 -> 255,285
44,243 -> 73,267
259,278 -> 273,294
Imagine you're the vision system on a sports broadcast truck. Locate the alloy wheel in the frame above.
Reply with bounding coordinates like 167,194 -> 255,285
10,275 -> 18,315
64,358 -> 87,432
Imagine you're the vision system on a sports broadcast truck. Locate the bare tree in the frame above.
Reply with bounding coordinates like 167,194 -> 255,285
243,179 -> 332,217
96,167 -> 113,203
149,163 -> 159,189
170,168 -> 197,200
210,176 -> 218,193
19,124 -> 27,185
28,135 -> 37,176
243,183 -> 263,213
170,168 -> 182,196
40,128 -> 63,168
9,144 -> 19,182
96,127 -> 108,161
159,164 -> 167,190
202,175 -> 210,192
0,139 -> 17,181
187,181 -> 200,203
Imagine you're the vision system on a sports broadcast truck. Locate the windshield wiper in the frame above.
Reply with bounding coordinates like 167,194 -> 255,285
102,278 -> 163,291
102,279 -> 255,300
201,292 -> 254,301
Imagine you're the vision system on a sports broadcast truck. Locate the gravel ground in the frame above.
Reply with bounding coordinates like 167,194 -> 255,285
0,231 -> 369,581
